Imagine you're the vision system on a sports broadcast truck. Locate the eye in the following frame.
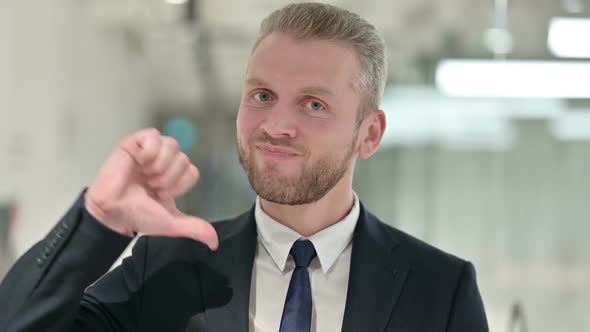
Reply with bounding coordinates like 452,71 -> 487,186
305,100 -> 325,111
253,91 -> 273,102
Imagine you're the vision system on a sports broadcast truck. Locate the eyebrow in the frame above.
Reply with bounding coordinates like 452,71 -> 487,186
300,86 -> 334,97
245,78 -> 269,88
245,77 -> 335,97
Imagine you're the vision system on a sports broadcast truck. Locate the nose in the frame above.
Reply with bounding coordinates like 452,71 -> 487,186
259,102 -> 297,139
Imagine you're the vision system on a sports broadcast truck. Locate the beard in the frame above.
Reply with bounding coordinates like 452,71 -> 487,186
237,130 -> 358,205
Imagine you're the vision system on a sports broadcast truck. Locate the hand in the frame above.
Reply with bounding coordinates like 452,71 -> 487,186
84,128 -> 218,250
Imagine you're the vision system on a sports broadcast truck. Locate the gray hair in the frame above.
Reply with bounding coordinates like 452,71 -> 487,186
253,2 -> 387,117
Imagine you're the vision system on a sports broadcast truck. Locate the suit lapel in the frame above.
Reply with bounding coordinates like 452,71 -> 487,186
195,202 -> 409,332
198,207 -> 257,332
341,203 -> 409,332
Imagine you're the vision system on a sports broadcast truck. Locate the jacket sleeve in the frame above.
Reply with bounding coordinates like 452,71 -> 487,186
445,261 -> 489,332
0,190 -> 136,332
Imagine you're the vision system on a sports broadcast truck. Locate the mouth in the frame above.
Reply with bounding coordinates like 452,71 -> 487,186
255,143 -> 302,161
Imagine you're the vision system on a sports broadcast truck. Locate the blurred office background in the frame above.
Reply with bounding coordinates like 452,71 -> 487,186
1,0 -> 590,330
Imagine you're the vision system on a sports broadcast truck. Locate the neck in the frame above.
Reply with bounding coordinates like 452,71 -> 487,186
259,173 -> 356,237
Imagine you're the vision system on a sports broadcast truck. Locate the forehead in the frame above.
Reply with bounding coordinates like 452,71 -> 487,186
246,33 -> 360,92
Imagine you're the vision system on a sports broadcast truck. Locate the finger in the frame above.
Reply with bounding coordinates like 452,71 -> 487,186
144,137 -> 179,175
136,127 -> 160,138
169,164 -> 199,197
169,215 -> 219,251
148,153 -> 190,190
119,136 -> 141,157
98,139 -> 139,186
123,129 -> 162,166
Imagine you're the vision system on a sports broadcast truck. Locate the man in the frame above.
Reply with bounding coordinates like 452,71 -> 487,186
0,3 -> 488,332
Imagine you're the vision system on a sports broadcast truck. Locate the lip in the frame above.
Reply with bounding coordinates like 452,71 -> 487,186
256,143 -> 302,160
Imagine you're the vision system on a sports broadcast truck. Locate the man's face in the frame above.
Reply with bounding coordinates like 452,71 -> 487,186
237,33 -> 363,205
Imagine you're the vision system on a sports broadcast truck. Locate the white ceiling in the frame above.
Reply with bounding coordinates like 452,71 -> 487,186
76,0 -> 590,110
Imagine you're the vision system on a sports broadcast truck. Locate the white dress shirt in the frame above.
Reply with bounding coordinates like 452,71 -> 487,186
248,193 -> 360,332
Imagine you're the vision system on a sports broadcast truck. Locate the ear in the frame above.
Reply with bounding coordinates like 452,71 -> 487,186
358,110 -> 386,160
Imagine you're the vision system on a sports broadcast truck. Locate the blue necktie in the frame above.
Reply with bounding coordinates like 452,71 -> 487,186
279,240 -> 317,332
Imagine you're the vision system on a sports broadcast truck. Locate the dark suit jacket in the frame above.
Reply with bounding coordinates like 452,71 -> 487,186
0,191 -> 488,331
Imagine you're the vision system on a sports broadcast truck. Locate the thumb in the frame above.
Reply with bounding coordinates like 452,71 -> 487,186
168,215 -> 219,251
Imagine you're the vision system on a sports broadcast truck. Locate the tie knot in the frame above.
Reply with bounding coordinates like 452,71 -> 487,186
290,240 -> 316,268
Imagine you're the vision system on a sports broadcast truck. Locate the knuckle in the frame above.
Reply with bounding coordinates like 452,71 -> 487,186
149,175 -> 164,187
175,181 -> 192,196
138,143 -> 158,164
145,127 -> 160,137
144,147 -> 158,160
148,179 -> 161,189
178,153 -> 190,165
191,165 -> 200,179
138,129 -> 159,145
164,136 -> 180,149
157,189 -> 171,199
171,188 -> 184,197
152,163 -> 166,175
159,175 -> 174,188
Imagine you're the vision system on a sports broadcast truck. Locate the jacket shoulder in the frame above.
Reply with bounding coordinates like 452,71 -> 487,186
368,211 -> 469,273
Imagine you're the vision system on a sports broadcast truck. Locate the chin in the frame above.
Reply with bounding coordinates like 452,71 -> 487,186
256,158 -> 300,173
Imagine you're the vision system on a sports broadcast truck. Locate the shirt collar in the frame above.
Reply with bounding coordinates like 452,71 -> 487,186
254,193 -> 359,274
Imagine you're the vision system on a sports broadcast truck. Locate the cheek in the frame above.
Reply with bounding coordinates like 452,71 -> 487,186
237,107 -> 261,142
309,121 -> 354,142
302,124 -> 339,156
310,122 -> 356,155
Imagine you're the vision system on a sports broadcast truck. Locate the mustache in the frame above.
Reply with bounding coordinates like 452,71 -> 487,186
252,132 -> 306,154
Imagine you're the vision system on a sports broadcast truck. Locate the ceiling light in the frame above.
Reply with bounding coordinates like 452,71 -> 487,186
436,59 -> 590,98
548,17 -> 590,58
